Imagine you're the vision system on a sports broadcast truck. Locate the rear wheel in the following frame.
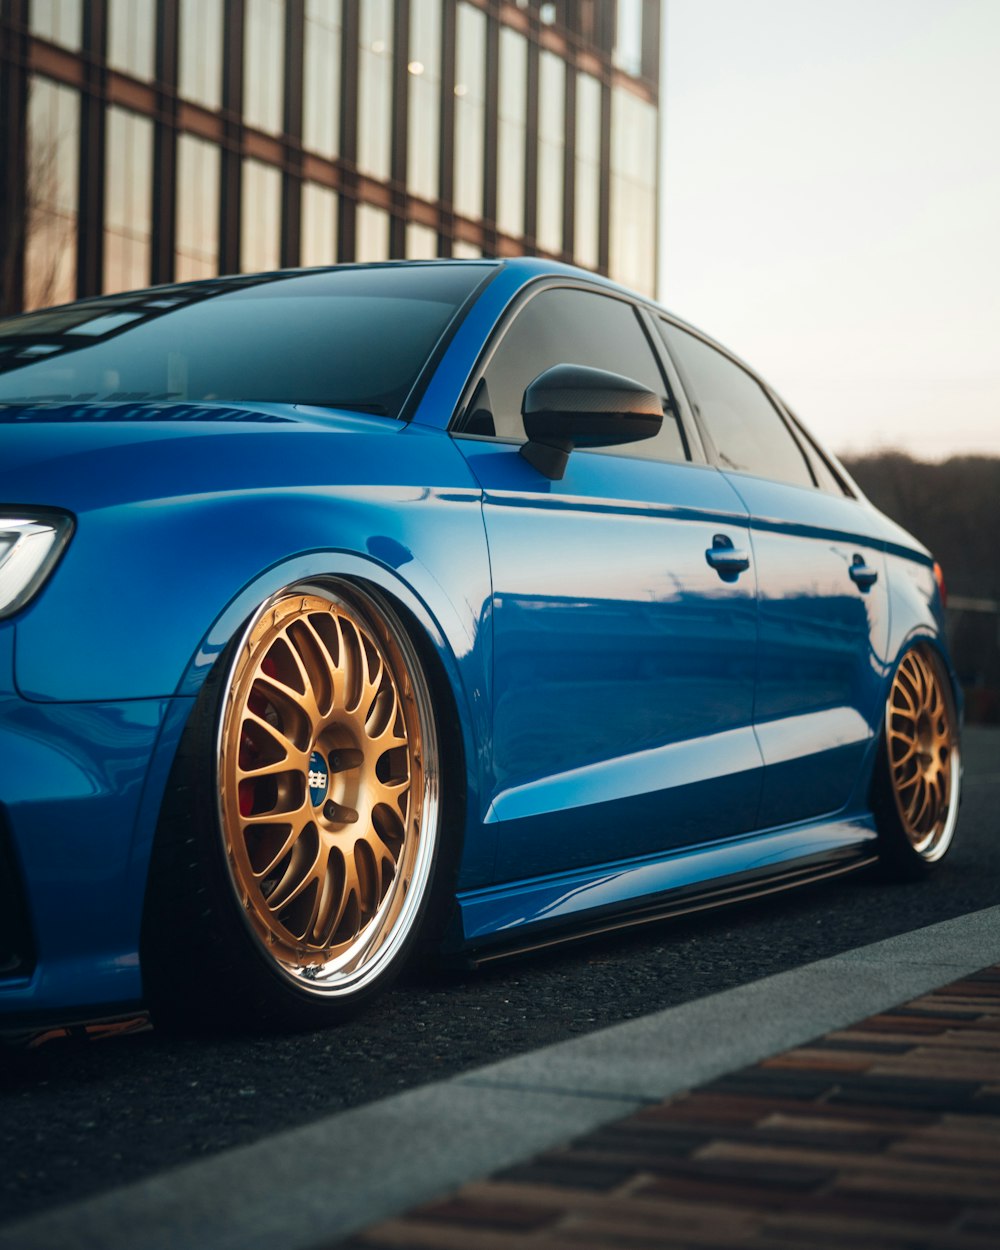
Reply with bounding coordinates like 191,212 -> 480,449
874,644 -> 961,879
143,580 -> 446,1030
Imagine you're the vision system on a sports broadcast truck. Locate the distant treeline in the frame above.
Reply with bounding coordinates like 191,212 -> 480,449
842,451 -> 1000,722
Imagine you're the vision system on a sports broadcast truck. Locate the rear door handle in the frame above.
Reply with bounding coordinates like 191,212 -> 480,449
849,555 -> 879,590
706,534 -> 750,577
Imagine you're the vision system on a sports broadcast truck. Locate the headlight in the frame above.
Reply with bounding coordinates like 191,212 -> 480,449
0,513 -> 74,619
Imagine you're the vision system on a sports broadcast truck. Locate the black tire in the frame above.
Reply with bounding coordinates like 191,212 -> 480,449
872,643 -> 962,881
141,579 -> 459,1031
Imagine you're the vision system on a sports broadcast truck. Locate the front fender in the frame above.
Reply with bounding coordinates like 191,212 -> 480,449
122,549 -> 497,943
17,484 -> 483,689
15,465 -> 496,894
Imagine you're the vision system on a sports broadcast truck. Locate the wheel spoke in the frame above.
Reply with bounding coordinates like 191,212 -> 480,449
327,851 -> 363,941
312,850 -> 346,946
374,772 -> 409,801
243,819 -> 299,881
338,617 -> 366,715
237,756 -> 303,782
889,741 -> 917,772
895,669 -> 919,714
242,708 -> 300,763
366,688 -> 408,750
265,825 -> 324,914
286,617 -> 334,719
912,779 -> 932,833
364,815 -> 402,869
890,729 -> 916,761
257,666 -> 321,730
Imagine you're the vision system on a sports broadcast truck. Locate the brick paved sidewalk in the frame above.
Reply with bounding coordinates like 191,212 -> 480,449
339,968 -> 1000,1250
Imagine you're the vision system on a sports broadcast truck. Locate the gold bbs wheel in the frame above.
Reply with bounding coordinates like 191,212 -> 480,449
884,645 -> 960,865
217,583 -> 439,998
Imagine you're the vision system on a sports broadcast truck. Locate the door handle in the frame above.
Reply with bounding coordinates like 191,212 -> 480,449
849,555 -> 879,590
706,534 -> 750,577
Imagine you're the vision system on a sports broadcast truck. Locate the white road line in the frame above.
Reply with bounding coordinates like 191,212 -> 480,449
4,904 -> 1000,1250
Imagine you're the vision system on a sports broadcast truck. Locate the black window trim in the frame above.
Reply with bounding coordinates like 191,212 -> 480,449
766,390 -> 856,499
448,276 -> 705,467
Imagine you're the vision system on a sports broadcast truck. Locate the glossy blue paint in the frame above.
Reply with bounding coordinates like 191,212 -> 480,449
0,689 -> 169,1013
457,443 -> 762,878
0,259 -> 961,1025
0,406 -> 499,1016
459,814 -> 879,947
722,473 -> 891,828
6,409 -> 488,702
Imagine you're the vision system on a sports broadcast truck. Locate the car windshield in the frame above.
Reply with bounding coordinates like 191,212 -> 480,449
0,264 -> 492,418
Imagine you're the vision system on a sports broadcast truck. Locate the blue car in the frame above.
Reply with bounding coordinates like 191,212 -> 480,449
0,258 -> 961,1032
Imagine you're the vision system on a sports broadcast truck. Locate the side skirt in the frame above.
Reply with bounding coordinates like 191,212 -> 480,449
457,816 -> 879,963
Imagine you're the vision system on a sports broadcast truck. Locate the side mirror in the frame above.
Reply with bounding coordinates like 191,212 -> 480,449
519,364 -> 663,480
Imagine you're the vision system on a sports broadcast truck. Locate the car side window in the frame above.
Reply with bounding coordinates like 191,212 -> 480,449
659,319 -> 815,489
778,402 -> 853,496
464,287 -> 690,464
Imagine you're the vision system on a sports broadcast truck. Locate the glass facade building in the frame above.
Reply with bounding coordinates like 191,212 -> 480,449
1,0 -> 661,315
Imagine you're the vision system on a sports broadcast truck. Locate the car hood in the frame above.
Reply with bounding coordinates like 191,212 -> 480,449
0,400 -> 405,513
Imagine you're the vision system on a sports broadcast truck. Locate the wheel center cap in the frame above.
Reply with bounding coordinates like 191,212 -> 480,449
307,750 -> 330,807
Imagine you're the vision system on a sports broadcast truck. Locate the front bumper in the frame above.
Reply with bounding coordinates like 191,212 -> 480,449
0,626 -> 193,1022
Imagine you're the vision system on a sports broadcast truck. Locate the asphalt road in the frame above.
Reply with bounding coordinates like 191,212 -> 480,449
2,727 -> 997,1227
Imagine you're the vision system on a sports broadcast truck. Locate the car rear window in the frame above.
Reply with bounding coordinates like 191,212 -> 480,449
0,264 -> 491,418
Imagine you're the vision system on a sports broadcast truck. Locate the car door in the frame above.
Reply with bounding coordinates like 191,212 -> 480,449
658,318 -> 890,829
451,283 -> 762,881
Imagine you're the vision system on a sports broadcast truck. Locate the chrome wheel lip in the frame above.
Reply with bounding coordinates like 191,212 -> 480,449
884,644 -> 961,864
215,580 -> 440,999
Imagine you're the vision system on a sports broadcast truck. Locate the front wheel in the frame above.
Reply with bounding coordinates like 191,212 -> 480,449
874,643 -> 961,879
143,581 -> 445,1030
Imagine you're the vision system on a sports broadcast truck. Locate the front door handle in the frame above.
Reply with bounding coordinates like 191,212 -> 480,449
706,534 -> 750,578
849,555 -> 879,590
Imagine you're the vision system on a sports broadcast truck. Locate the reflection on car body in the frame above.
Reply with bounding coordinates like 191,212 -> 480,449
0,259 -> 960,1032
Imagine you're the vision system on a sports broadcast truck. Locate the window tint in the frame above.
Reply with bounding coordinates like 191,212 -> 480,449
469,287 -> 688,464
659,320 -> 814,489
0,265 -> 490,418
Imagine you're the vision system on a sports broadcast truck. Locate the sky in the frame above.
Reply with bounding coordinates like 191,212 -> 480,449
660,0 -> 1000,461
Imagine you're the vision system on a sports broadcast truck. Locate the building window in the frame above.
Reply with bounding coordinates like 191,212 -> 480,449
453,2 -> 486,221
176,135 -> 220,281
301,183 -> 338,266
613,0 -> 644,77
357,0 -> 393,180
356,203 -> 389,262
107,0 -> 156,81
104,108 -> 153,295
407,0 -> 441,202
496,26 -> 527,240
452,239 -> 481,259
241,159 -> 282,272
24,78 -> 79,311
244,0 -> 286,135
303,0 -> 341,160
574,72 -> 601,271
30,0 -> 82,50
178,0 -> 224,112
536,50 -> 566,254
610,87 -> 657,295
406,222 -> 437,259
